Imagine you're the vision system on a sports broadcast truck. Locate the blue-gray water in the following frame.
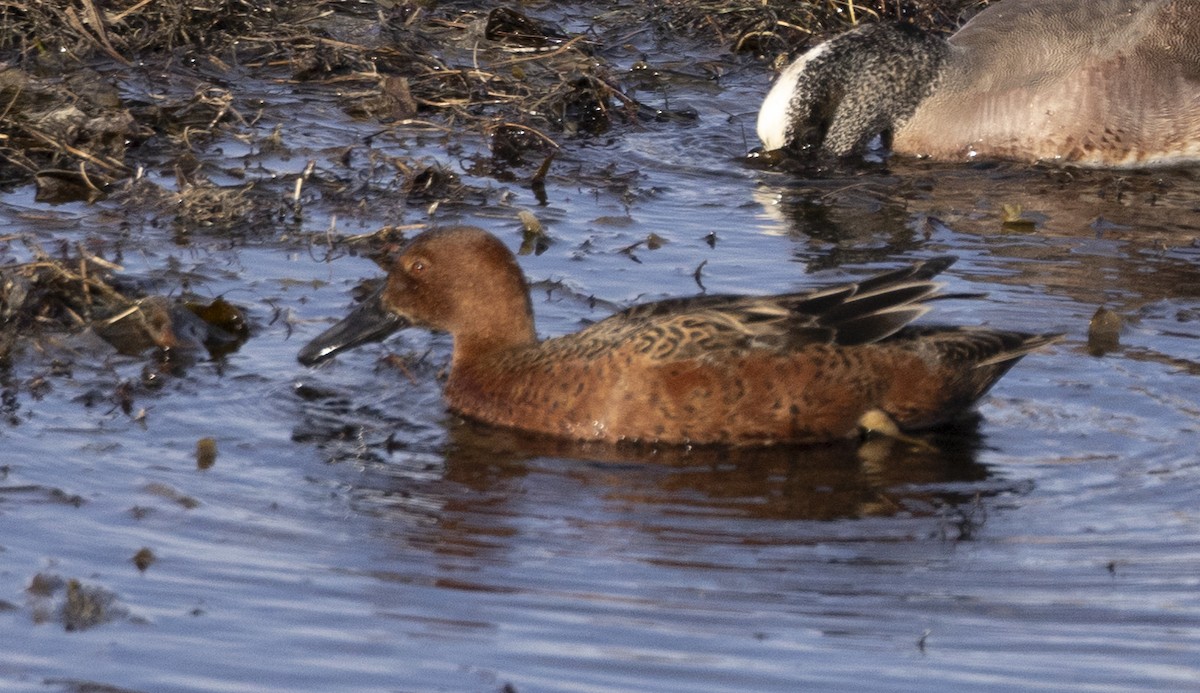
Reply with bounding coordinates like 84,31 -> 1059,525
1,9 -> 1198,692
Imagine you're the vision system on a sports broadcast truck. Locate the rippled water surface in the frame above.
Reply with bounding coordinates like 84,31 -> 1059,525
1,7 -> 1199,693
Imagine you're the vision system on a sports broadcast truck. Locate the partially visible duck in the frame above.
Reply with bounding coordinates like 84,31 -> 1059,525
299,226 -> 1060,446
96,295 -> 248,359
757,0 -> 1200,167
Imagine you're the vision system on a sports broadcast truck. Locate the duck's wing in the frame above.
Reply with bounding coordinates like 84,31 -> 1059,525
918,0 -> 1200,165
948,0 -> 1181,92
572,256 -> 957,360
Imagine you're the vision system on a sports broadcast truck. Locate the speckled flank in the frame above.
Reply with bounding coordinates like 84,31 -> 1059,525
301,227 -> 1060,446
759,0 -> 1200,167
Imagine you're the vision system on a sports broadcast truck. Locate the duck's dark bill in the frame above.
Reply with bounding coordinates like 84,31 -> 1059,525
297,288 -> 408,366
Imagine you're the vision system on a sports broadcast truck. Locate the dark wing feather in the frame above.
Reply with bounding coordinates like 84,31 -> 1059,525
572,256 -> 958,360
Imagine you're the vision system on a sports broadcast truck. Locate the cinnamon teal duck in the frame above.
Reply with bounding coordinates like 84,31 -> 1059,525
298,226 -> 1061,446
757,0 -> 1200,167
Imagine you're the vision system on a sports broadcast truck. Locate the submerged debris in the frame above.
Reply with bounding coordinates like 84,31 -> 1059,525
95,295 -> 249,357
142,481 -> 200,509
1088,307 -> 1123,356
517,209 -> 550,256
0,238 -> 249,366
26,572 -> 127,631
132,547 -> 157,572
196,437 -> 218,470
62,579 -> 123,631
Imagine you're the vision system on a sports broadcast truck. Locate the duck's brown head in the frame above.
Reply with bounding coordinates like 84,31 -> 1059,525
298,226 -> 536,366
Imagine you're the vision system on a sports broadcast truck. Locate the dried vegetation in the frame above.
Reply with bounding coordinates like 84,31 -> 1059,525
0,0 -> 987,369
0,0 -> 989,195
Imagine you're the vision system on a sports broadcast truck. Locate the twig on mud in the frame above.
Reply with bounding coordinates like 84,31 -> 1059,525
337,224 -> 424,245
485,122 -> 561,150
63,0 -> 132,66
108,0 -> 157,24
12,260 -> 129,305
25,128 -> 129,176
0,84 -> 23,123
76,162 -> 101,195
100,303 -> 141,326
78,248 -> 91,316
238,34 -> 387,58
493,34 -> 594,67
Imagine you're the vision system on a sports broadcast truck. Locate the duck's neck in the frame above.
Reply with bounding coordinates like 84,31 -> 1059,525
450,314 -> 538,371
445,316 -> 537,420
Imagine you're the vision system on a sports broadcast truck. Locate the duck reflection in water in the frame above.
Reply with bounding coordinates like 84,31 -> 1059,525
296,377 -> 1007,527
